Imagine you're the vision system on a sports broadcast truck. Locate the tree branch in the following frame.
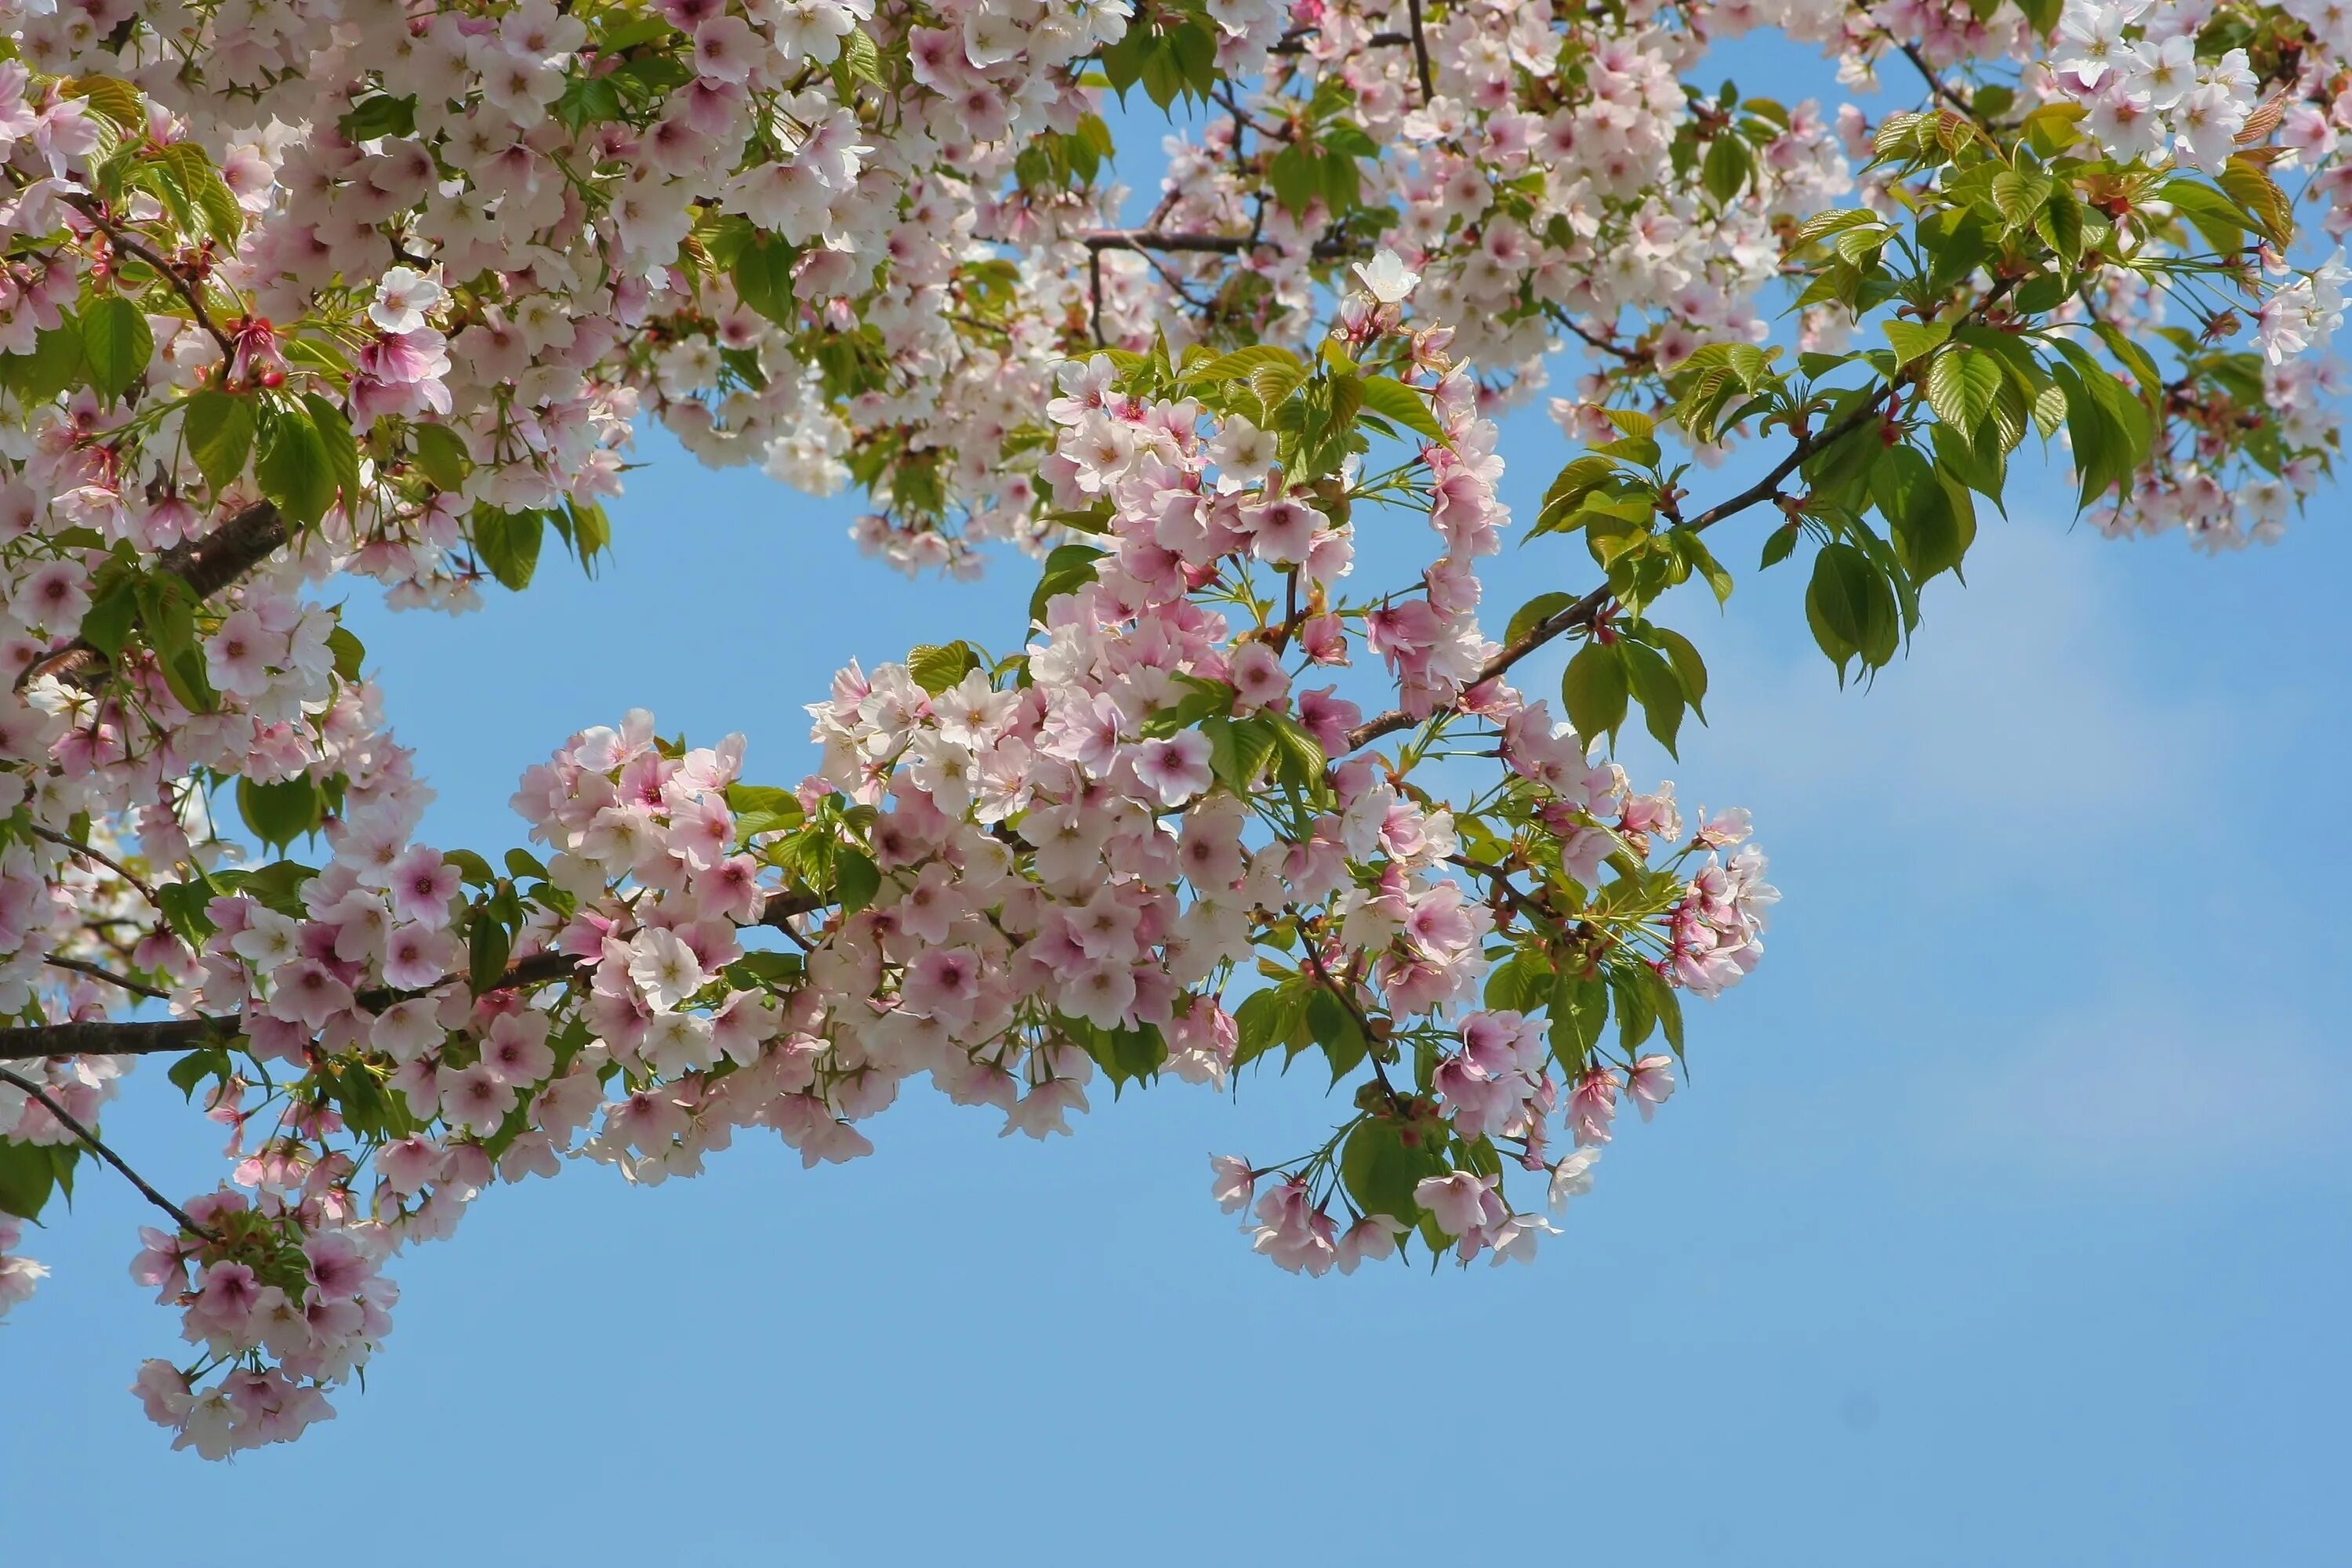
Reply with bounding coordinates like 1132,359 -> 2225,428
1404,0 -> 1436,102
1344,385 -> 1904,752
64,192 -> 238,361
1078,229 -> 1366,262
0,887 -> 829,1061
45,955 -> 170,1001
1341,260 -> 2048,760
20,500 -> 288,691
0,1065 -> 216,1238
1885,34 -> 1983,125
30,824 -> 159,906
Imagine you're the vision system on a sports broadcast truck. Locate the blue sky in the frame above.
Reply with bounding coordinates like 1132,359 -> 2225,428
9,31 -> 2352,1566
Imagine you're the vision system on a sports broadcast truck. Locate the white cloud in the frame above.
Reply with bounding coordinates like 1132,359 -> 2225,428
1669,520 -> 2236,880
1915,986 -> 2347,1178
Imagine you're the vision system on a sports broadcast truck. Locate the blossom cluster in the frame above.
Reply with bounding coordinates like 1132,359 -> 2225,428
0,0 -> 2342,1460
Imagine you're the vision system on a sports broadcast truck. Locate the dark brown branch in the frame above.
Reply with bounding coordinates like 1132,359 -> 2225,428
1344,385 -> 1904,752
1341,261 -> 2045,758
30,824 -> 158,905
1403,0 -> 1436,102
1078,229 -> 1366,262
1289,905 -> 1404,1110
1269,27 -> 1411,56
1886,34 -> 1982,125
1557,315 -> 1646,365
64,192 -> 237,361
45,955 -> 169,1001
0,887 -> 829,1061
0,1064 -> 216,1238
1088,241 -> 1105,345
20,500 -> 287,691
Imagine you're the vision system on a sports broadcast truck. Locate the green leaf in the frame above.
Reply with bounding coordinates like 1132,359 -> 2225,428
78,579 -> 139,660
1200,714 -> 1278,794
562,497 -> 610,567
1872,445 -> 1976,583
1505,590 -> 1577,646
0,1138 -> 60,1221
837,24 -> 883,85
1232,986 -> 1306,1072
1353,376 -> 1444,441
1651,626 -> 1709,720
2216,160 -> 2292,248
1988,167 -> 2053,228
1926,347 -> 2004,437
1759,521 -> 1800,569
256,405 -> 335,527
1534,456 -> 1620,535
167,1046 -> 233,1102
2158,176 -> 2249,254
833,848 -> 880,915
81,296 -> 151,402
1701,132 -> 1752,205
1265,713 -> 1329,795
442,850 -> 497,888
1805,543 -> 1897,677
1548,971 -> 1609,1068
183,390 -> 255,492
471,507 -> 544,591
731,230 -> 800,327
467,909 -> 514,995
1028,543 -> 1105,628
411,423 -> 471,491
1270,143 -> 1321,215
302,394 -> 361,518
1189,343 -> 1302,387
553,73 -> 623,133
1560,641 -> 1628,748
236,775 -> 322,851
1607,964 -> 1657,1051
336,93 -> 418,142
327,624 -> 365,682
155,141 -> 244,246
1339,1117 -> 1443,1223
10,321 -> 86,403
1882,318 -> 1950,367
1305,989 -> 1368,1084
907,641 -> 980,694
1621,640 -> 1685,757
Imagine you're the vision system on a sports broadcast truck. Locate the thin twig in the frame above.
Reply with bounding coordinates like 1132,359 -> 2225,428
1555,314 -> 1646,365
0,1064 -> 216,1238
1078,228 -> 1366,262
1290,906 -> 1405,1109
29,825 -> 159,906
1345,270 -> 2024,753
1886,34 -> 1982,125
45,955 -> 169,1001
1088,243 -> 1105,345
64,192 -> 237,360
1403,0 -> 1436,102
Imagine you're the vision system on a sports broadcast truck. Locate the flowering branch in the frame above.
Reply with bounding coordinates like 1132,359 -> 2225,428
22,502 -> 287,691
0,1065 -> 215,1239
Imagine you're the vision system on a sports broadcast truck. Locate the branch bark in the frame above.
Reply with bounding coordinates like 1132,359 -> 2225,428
0,887 -> 829,1062
1343,382 -> 1907,751
1079,229 -> 1367,262
0,1065 -> 216,1238
20,500 -> 288,691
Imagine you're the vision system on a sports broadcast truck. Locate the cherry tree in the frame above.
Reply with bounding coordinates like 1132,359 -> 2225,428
0,0 -> 2341,1457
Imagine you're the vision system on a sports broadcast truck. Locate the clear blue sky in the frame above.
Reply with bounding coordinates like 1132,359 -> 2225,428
8,33 -> 2350,1566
